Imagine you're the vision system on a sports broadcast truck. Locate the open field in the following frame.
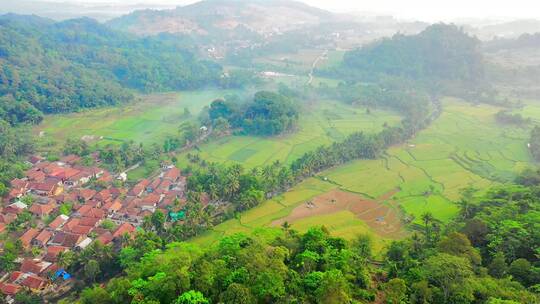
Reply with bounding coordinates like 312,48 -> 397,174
176,100 -> 401,168
193,97 -> 539,249
35,90 -> 239,150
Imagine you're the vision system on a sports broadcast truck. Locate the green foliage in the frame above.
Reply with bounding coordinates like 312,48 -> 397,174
207,91 -> 299,136
334,24 -> 485,93
174,291 -> 209,304
529,126 -> 540,161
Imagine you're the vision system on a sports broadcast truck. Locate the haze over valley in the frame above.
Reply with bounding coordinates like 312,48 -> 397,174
1,1 -> 540,303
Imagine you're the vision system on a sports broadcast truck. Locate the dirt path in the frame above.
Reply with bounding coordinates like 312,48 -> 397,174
307,49 -> 328,85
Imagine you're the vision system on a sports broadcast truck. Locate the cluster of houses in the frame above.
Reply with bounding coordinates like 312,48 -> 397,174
0,155 -> 187,300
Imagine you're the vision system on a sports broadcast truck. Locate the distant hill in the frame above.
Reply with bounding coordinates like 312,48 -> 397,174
0,0 -> 176,22
473,19 -> 540,39
342,24 -> 485,82
107,0 -> 336,36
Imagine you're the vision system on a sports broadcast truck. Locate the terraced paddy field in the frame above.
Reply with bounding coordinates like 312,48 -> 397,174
35,90 -> 239,150
192,98 -> 539,250
176,101 -> 401,168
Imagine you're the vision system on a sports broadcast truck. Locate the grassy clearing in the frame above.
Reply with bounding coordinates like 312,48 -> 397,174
177,101 -> 401,168
35,90 -> 239,151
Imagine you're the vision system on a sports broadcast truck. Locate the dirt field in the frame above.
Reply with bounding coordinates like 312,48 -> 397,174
272,188 -> 406,239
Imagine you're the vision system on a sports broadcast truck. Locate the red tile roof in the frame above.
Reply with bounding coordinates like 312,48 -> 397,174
29,202 -> 57,216
0,282 -> 21,295
34,230 -> 53,245
96,232 -> 113,245
163,167 -> 181,181
20,259 -> 45,274
21,275 -> 46,290
70,225 -> 93,235
44,246 -> 68,262
49,214 -> 69,230
26,170 -> 46,182
77,188 -> 96,201
79,217 -> 100,227
102,200 -> 123,213
20,228 -> 39,248
80,207 -> 105,219
113,222 -> 136,239
61,154 -> 81,164
9,271 -> 24,282
50,232 -> 82,247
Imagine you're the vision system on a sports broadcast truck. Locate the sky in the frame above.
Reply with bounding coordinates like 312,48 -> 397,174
25,0 -> 540,22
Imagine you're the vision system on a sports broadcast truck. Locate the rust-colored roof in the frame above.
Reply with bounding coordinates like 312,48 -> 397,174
20,228 -> 39,248
9,271 -> 24,282
102,200 -> 123,213
113,222 -> 136,239
81,207 -> 105,219
163,167 -> 181,181
70,225 -> 93,235
21,275 -> 46,290
49,214 -> 69,230
79,217 -> 100,227
10,178 -> 28,190
61,154 -> 81,164
142,194 -> 161,206
0,282 -> 21,295
34,230 -> 53,244
77,188 -> 96,200
29,202 -> 57,216
50,232 -> 82,248
26,170 -> 46,182
44,246 -> 68,262
63,218 -> 80,231
20,259 -> 44,274
96,231 -> 113,245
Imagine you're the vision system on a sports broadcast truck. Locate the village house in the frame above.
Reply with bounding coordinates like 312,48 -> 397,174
32,230 -> 53,248
19,228 -> 40,250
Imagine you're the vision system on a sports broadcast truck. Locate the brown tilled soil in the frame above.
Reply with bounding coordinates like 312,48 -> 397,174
272,188 -> 407,239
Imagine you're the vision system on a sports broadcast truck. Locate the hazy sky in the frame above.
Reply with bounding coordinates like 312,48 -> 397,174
32,0 -> 540,22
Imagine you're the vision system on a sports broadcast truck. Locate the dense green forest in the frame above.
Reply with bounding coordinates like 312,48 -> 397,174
204,91 -> 300,136
0,14 -> 224,119
319,24 -> 490,98
68,177 -> 540,304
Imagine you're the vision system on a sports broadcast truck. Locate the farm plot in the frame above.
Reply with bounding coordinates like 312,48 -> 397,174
35,90 -> 239,150
193,97 -> 540,248
177,101 -> 401,168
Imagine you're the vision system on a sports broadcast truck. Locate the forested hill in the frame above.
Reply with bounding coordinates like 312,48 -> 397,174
107,0 -> 335,37
0,14 -> 223,125
484,32 -> 540,51
338,24 -> 485,84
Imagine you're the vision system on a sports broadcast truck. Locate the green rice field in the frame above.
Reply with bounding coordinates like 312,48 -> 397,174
35,90 -> 239,150
192,97 -> 539,249
176,100 -> 401,168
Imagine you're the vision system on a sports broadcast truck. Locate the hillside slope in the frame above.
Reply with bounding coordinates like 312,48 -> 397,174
108,0 -> 335,36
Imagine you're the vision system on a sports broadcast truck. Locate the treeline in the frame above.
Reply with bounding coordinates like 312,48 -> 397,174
202,91 -> 299,136
495,110 -> 530,126
73,179 -> 540,304
529,126 -> 540,161
0,121 -> 33,197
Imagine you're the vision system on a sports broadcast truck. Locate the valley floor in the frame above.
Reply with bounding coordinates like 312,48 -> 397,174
192,97 -> 538,252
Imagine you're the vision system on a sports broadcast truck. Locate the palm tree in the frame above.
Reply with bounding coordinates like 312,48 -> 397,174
57,250 -> 74,270
421,212 -> 434,245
